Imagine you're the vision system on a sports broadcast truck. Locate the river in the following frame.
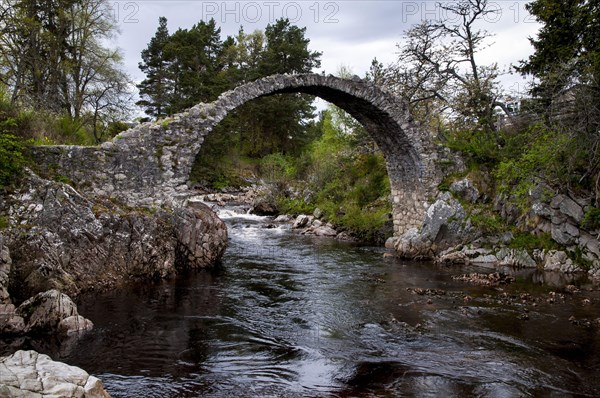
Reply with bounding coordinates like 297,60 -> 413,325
16,206 -> 600,396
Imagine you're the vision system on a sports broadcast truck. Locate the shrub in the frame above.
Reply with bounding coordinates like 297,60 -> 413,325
508,232 -> 559,252
581,207 -> 600,231
0,132 -> 25,188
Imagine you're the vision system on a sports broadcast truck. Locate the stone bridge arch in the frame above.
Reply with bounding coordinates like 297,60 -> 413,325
32,74 -> 442,236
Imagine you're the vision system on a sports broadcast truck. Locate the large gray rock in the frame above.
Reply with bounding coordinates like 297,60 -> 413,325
0,304 -> 25,335
175,201 -> 228,268
292,215 -> 312,229
0,238 -> 11,305
0,350 -> 110,397
496,248 -> 537,268
250,200 -> 278,216
2,174 -> 228,300
543,250 -> 578,273
550,194 -> 584,223
551,223 -> 577,246
449,178 -> 480,203
16,290 -> 93,335
395,192 -> 471,258
423,192 -> 467,242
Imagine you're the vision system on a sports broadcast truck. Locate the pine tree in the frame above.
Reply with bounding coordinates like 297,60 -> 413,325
259,18 -> 321,75
137,16 -> 172,118
239,18 -> 321,155
165,18 -> 226,112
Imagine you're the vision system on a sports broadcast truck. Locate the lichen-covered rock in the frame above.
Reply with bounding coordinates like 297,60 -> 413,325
0,350 -> 110,397
2,173 -> 227,300
496,248 -> 537,268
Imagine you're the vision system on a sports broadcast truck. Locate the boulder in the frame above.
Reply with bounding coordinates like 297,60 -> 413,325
274,215 -> 292,223
292,215 -> 311,229
313,208 -> 324,219
2,174 -> 227,299
311,226 -> 337,237
496,248 -> 537,268
0,239 -> 11,305
543,250 -> 578,273
175,201 -> 228,269
15,290 -> 93,335
449,178 -> 480,203
578,232 -> 600,258
0,304 -> 25,335
551,194 -> 584,223
395,192 -> 471,258
551,223 -> 576,246
436,248 -> 467,265
422,192 -> 468,243
0,350 -> 111,398
250,200 -> 279,216
385,237 -> 399,250
58,316 -> 94,336
470,254 -> 499,265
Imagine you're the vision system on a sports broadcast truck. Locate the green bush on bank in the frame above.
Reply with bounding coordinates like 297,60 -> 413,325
0,90 -> 28,188
581,207 -> 600,231
0,132 -> 25,188
272,111 -> 393,244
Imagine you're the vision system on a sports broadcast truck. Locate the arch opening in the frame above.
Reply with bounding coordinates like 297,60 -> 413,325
181,74 -> 429,236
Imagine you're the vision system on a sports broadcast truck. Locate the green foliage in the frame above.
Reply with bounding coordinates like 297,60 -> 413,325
438,181 -> 450,192
469,212 -> 506,235
519,0 -> 599,102
495,126 -> 570,210
53,115 -> 92,145
54,175 -> 73,186
273,108 -> 393,244
137,16 -> 173,118
0,88 -> 27,187
260,153 -> 297,181
444,129 -> 501,166
277,197 -> 315,215
581,207 -> 600,231
0,132 -> 25,188
0,216 -> 9,229
1,0 -> 131,129
570,246 -> 594,270
154,17 -> 323,185
508,232 -> 559,252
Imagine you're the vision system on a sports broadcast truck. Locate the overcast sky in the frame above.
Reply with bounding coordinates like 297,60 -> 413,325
110,1 -> 541,103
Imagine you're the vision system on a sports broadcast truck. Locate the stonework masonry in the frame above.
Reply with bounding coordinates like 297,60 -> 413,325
30,74 -> 451,236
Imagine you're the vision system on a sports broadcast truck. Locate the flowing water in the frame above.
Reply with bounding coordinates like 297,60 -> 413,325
6,206 -> 600,397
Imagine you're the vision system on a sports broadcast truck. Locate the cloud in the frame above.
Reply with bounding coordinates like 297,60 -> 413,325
114,0 -> 541,99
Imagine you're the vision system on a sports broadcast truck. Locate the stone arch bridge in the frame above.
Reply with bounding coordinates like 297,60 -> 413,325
33,74 -> 447,236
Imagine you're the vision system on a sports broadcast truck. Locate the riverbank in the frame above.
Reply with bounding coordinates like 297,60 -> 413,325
0,171 -> 228,338
13,205 -> 597,397
193,183 -> 600,286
